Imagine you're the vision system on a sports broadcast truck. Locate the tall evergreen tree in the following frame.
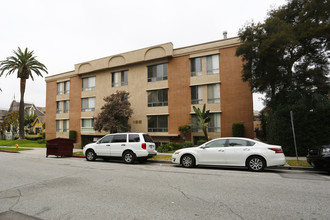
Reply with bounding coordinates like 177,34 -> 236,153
236,0 -> 330,109
0,48 -> 48,139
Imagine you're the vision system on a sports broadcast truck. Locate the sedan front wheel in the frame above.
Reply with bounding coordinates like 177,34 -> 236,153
181,154 -> 195,168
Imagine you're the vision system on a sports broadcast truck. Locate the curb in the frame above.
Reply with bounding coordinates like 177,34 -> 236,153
0,150 -> 19,153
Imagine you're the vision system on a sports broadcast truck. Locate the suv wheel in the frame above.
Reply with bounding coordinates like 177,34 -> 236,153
86,150 -> 96,161
123,151 -> 135,164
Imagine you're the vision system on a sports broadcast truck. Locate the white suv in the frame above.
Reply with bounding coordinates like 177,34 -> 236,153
83,133 -> 157,164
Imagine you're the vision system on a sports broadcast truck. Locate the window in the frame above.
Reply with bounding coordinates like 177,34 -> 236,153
64,100 -> 69,113
56,120 -> 62,132
63,120 -> 69,132
81,119 -> 95,133
111,134 -> 127,143
82,77 -> 95,91
129,134 -> 140,142
147,63 -> 168,82
148,115 -> 168,132
205,139 -> 226,148
99,135 -> 113,143
57,83 -> 63,95
112,72 -> 119,87
208,113 -> 220,132
191,86 -> 203,104
228,139 -> 249,147
143,134 -> 153,143
121,70 -> 128,86
64,81 -> 70,94
191,57 -> 202,76
206,54 -> 219,74
56,101 -> 63,113
81,97 -> 95,112
207,84 -> 220,103
191,115 -> 202,132
148,89 -> 168,107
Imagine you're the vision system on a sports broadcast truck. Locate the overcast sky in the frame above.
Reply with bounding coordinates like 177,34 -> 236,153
0,0 -> 287,111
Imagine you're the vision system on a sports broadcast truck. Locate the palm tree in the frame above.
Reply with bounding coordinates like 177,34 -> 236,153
193,104 -> 210,141
0,47 -> 47,139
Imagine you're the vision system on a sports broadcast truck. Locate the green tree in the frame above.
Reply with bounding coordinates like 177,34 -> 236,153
3,111 -> 19,137
192,104 -> 210,141
178,124 -> 192,141
0,48 -> 48,139
236,0 -> 330,109
24,114 -> 37,133
94,91 -> 133,133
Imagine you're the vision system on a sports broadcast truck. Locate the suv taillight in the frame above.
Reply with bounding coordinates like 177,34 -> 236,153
269,148 -> 283,153
142,143 -> 146,150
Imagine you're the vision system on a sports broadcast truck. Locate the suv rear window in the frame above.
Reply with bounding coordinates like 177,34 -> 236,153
143,134 -> 154,143
129,134 -> 140,142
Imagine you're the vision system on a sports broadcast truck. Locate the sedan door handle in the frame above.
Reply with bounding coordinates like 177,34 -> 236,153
121,144 -> 126,146
106,145 -> 110,146
243,148 -> 250,151
218,149 -> 224,152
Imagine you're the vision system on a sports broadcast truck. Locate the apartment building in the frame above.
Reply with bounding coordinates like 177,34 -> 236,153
45,37 -> 254,148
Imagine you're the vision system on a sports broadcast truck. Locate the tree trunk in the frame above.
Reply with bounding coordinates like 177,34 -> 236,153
19,78 -> 26,139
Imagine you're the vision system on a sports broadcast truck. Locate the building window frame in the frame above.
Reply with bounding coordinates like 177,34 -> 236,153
147,89 -> 168,107
63,100 -> 70,113
207,84 -> 220,104
64,81 -> 70,94
121,70 -> 128,86
112,72 -> 119,87
147,63 -> 168,82
56,101 -> 63,114
208,113 -> 221,132
190,57 -> 202,76
206,54 -> 220,75
57,82 -> 63,95
191,85 -> 203,104
147,115 -> 168,132
81,97 -> 95,112
81,118 -> 95,133
82,76 -> 95,91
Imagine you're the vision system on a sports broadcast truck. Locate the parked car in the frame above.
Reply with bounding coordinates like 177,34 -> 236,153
83,133 -> 157,164
172,137 -> 286,171
306,144 -> 330,171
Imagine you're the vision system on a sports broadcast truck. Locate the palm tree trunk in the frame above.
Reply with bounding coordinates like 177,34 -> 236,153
19,78 -> 26,139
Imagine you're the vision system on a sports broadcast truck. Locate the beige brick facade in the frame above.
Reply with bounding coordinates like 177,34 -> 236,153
45,37 -> 254,147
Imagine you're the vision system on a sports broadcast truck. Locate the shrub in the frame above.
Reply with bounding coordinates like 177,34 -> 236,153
37,139 -> 47,144
170,143 -> 183,151
183,141 -> 193,148
69,130 -> 77,142
42,132 -> 45,139
197,139 -> 206,146
157,144 -> 172,153
232,123 -> 245,137
25,136 -> 42,141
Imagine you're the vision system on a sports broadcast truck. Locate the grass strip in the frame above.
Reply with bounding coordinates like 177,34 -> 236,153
0,140 -> 46,148
286,160 -> 311,167
0,147 -> 33,152
73,151 -> 84,156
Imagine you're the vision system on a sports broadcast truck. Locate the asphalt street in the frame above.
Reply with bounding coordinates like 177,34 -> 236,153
0,149 -> 329,220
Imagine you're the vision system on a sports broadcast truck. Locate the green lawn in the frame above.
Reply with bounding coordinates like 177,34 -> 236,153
73,151 -> 84,156
149,155 -> 172,161
0,147 -> 33,152
0,140 -> 46,148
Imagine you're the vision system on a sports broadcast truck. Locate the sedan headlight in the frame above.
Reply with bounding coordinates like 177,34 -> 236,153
321,147 -> 330,154
174,151 -> 181,155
